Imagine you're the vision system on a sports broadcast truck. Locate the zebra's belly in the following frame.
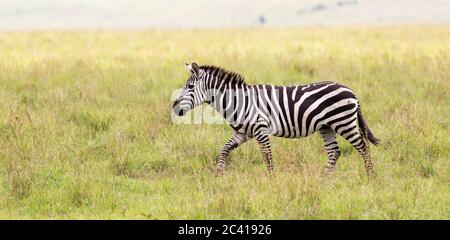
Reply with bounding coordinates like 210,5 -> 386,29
230,117 -> 323,138
269,125 -> 319,138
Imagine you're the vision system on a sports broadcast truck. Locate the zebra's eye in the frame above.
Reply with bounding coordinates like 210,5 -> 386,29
187,84 -> 195,89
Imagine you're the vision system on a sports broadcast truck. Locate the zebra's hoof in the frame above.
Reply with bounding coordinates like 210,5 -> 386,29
215,169 -> 224,176
322,168 -> 334,177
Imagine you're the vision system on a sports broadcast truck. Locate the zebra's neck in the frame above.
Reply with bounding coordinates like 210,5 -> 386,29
203,72 -> 249,125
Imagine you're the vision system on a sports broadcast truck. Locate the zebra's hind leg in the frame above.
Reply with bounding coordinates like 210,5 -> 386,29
339,128 -> 376,176
255,133 -> 274,174
217,132 -> 247,175
319,126 -> 341,174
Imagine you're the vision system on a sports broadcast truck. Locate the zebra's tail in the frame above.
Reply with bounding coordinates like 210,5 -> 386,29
357,105 -> 380,146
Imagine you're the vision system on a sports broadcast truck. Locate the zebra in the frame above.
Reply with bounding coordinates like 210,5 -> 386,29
173,62 -> 380,176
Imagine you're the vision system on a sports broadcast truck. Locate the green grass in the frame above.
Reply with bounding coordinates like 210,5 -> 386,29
0,27 -> 449,219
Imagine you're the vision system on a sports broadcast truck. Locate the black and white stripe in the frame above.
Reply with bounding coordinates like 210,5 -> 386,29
173,63 -> 379,175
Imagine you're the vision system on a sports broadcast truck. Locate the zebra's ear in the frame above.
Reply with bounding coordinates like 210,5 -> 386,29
185,62 -> 200,76
191,62 -> 199,74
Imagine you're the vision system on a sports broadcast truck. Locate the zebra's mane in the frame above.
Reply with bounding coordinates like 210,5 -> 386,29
200,65 -> 246,86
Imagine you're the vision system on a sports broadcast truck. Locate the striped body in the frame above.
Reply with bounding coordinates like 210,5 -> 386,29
173,63 -> 379,175
215,82 -> 359,139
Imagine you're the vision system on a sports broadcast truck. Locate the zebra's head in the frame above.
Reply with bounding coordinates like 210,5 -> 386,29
172,62 -> 207,116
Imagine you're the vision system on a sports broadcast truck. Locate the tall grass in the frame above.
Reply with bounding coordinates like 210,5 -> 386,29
0,26 -> 448,219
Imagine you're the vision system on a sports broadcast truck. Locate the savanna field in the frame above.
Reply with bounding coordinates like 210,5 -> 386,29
0,26 -> 448,219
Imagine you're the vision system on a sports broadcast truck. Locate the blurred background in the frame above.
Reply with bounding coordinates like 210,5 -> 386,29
1,0 -> 450,30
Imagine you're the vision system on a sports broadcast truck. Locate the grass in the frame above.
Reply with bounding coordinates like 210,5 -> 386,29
0,26 -> 449,219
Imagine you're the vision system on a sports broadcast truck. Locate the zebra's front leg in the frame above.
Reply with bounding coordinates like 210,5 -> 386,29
217,132 -> 248,175
256,134 -> 274,174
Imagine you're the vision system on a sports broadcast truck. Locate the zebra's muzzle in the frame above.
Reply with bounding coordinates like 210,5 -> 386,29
172,99 -> 186,116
